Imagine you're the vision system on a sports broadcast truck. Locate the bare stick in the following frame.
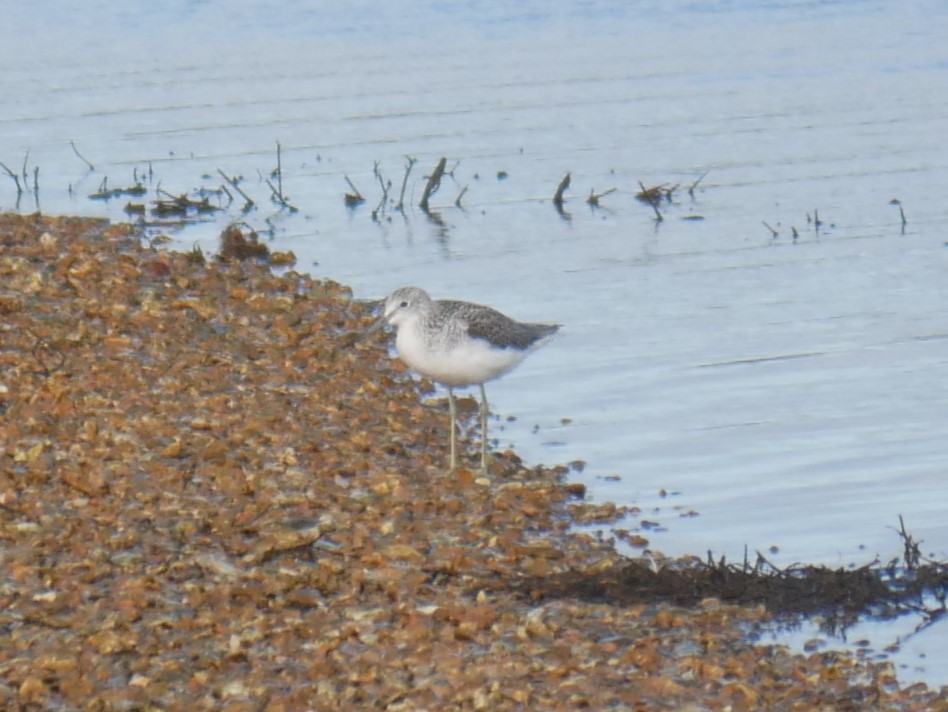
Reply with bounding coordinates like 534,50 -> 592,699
70,141 -> 95,171
275,141 -> 284,201
32,166 -> 39,205
344,175 -> 363,199
553,172 -> 571,206
762,221 -> 779,238
687,170 -> 709,198
262,143 -> 295,211
638,181 -> 663,221
371,164 -> 390,221
586,186 -> 616,207
396,156 -> 416,212
0,160 -> 23,196
22,150 -> 30,189
266,178 -> 297,212
344,175 -> 364,207
454,185 -> 468,208
217,168 -> 255,210
419,156 -> 446,212
892,199 -> 908,231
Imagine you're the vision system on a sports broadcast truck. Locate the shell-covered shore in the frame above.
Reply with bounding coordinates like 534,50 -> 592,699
1,213 -> 945,710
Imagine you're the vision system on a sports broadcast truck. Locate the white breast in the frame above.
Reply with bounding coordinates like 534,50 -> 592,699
396,320 -> 529,387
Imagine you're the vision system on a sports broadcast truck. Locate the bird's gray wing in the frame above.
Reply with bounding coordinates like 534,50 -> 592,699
451,302 -> 558,350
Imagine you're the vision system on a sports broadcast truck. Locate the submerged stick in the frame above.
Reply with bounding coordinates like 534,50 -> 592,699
586,187 -> 616,207
762,221 -> 778,238
396,156 -> 417,212
419,156 -> 446,212
217,168 -> 255,210
0,160 -> 23,196
70,141 -> 95,171
553,172 -> 571,206
891,198 -> 908,232
344,175 -> 364,207
372,162 -> 391,221
687,169 -> 709,198
638,181 -> 663,221
275,141 -> 283,202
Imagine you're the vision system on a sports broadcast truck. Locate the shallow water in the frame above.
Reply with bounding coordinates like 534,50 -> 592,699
3,0 -> 948,688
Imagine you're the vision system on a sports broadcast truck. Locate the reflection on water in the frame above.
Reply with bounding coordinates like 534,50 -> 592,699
3,0 -> 948,688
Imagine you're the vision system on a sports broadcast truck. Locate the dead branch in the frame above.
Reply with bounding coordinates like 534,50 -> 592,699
344,175 -> 364,207
22,150 -> 30,190
637,181 -> 663,221
553,172 -> 571,206
274,141 -> 284,202
586,187 -> 616,207
372,162 -> 391,221
70,141 -> 95,171
762,221 -> 779,238
396,156 -> 417,212
217,168 -> 255,211
419,156 -> 447,213
687,170 -> 708,198
0,160 -> 23,196
454,185 -> 468,208
891,198 -> 907,232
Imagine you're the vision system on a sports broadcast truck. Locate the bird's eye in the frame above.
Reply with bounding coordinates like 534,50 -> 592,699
400,300 -> 409,308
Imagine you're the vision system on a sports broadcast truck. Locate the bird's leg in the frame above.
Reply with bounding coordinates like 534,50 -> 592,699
447,386 -> 457,470
479,383 -> 489,471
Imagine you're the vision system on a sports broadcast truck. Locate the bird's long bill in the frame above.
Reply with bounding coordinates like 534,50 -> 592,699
362,313 -> 389,341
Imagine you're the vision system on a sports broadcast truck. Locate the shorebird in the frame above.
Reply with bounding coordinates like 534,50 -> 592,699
371,286 -> 559,470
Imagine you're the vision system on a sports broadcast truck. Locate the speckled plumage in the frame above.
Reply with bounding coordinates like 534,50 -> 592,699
376,286 -> 559,470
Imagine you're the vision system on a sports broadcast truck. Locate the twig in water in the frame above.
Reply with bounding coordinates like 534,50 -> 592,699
275,141 -> 284,202
266,179 -> 297,211
586,187 -> 616,207
32,166 -> 39,207
687,170 -> 709,198
217,168 -> 255,211
897,515 -> 922,572
396,156 -> 417,212
0,160 -> 23,197
70,141 -> 95,171
419,156 -> 447,213
762,221 -> 779,238
637,181 -> 663,222
344,175 -> 364,207
553,172 -> 571,207
890,198 -> 907,232
265,143 -> 297,211
371,162 -> 391,221
454,185 -> 468,208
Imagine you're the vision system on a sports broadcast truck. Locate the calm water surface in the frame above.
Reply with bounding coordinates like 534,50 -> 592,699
3,0 -> 948,687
